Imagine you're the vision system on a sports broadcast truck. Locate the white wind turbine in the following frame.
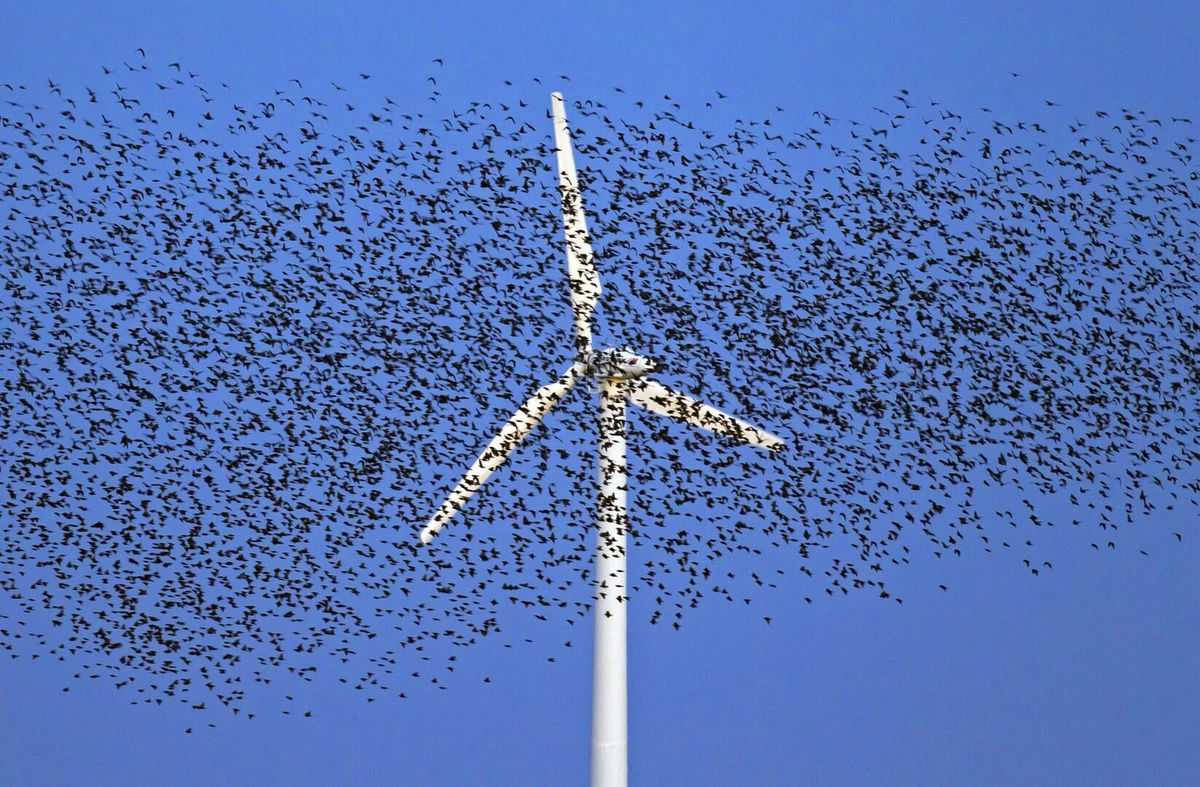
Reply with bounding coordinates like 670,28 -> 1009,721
420,93 -> 784,787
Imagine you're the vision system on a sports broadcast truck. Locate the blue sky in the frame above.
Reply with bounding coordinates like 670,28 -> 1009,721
2,2 -> 1199,785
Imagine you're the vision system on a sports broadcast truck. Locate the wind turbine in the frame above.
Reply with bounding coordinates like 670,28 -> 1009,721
420,92 -> 784,787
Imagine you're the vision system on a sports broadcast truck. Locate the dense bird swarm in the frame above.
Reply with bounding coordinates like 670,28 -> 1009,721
2,53 -> 1198,720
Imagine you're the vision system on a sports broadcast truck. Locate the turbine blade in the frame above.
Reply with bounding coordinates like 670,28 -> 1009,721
626,377 -> 784,452
551,92 -> 601,357
420,363 -> 585,545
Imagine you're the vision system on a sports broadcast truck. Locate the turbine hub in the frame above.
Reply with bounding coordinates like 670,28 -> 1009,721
587,347 -> 656,379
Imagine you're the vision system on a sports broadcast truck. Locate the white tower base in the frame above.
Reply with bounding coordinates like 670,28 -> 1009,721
592,378 -> 628,787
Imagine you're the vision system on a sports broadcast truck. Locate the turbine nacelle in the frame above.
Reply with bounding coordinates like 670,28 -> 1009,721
586,347 -> 656,379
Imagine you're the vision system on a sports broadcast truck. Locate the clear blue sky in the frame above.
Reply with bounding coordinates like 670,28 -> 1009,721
2,2 -> 1199,785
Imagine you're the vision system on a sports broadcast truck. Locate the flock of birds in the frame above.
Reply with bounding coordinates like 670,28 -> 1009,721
1,51 -> 1198,722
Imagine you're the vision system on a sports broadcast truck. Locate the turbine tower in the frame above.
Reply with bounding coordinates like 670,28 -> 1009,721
420,93 -> 784,787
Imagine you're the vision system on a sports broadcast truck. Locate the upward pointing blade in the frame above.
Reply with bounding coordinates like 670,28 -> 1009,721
625,377 -> 785,452
420,363 -> 585,545
551,92 -> 602,357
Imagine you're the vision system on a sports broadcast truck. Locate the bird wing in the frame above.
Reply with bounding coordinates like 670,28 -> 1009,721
625,377 -> 784,452
420,363 -> 585,544
551,92 -> 601,357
